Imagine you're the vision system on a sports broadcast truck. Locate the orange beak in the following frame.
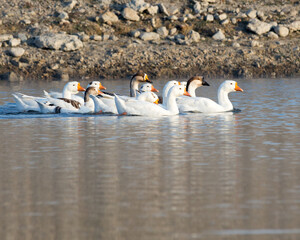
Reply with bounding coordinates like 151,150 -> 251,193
235,82 -> 243,92
151,85 -> 159,92
97,90 -> 104,95
178,82 -> 181,85
184,88 -> 191,97
78,83 -> 86,91
99,83 -> 106,90
154,99 -> 159,104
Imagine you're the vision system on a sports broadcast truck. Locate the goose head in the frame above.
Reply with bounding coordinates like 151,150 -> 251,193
87,81 -> 106,90
168,85 -> 191,98
131,70 -> 152,83
220,80 -> 243,93
64,81 -> 85,94
139,83 -> 159,93
163,80 -> 181,100
84,87 -> 103,102
137,92 -> 159,104
186,76 -> 209,97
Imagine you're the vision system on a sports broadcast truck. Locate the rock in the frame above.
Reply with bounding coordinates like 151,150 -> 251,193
101,11 -> 119,23
126,0 -> 150,13
169,15 -> 178,21
246,9 -> 257,19
274,25 -> 289,37
76,32 -> 89,42
287,21 -> 300,32
212,29 -> 225,40
63,0 -> 77,11
8,47 -> 25,57
0,72 -> 19,82
34,33 -> 83,51
151,17 -> 161,28
257,10 -> 266,21
268,32 -> 279,39
20,19 -> 31,25
122,8 -> 140,21
169,28 -> 177,36
102,34 -> 110,41
53,70 -> 69,81
207,7 -> 214,13
217,13 -> 227,21
156,27 -> 168,38
232,42 -> 240,48
0,34 -> 13,42
221,19 -> 230,25
231,18 -> 237,24
186,30 -> 200,43
158,3 -> 169,16
17,33 -> 28,42
9,38 -> 21,47
139,32 -> 160,41
206,14 -> 214,22
251,40 -> 261,47
168,6 -> 179,15
131,30 -> 141,38
147,5 -> 159,15
58,11 -> 69,20
194,2 -> 201,14
90,35 -> 102,41
247,19 -> 274,35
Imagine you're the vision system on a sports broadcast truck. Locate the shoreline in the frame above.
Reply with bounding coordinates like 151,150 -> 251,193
0,0 -> 299,81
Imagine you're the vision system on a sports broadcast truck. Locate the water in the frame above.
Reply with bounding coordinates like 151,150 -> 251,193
0,78 -> 299,240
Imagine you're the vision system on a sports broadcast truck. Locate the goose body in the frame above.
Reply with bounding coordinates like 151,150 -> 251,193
12,81 -> 85,112
38,87 -> 101,114
177,80 -> 243,113
115,85 -> 190,116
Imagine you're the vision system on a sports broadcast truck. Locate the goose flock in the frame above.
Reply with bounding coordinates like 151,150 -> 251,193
12,70 -> 243,116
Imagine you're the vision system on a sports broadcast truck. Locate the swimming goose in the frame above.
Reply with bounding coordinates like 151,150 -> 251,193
178,80 -> 243,113
115,85 -> 191,116
37,87 -> 102,114
44,80 -> 105,105
12,81 -> 85,112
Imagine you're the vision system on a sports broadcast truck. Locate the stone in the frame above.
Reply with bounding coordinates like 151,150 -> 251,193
17,33 -> 28,42
221,19 -> 230,25
186,30 -> 200,43
268,32 -> 279,39
206,14 -> 214,22
246,9 -> 257,19
20,19 -> 31,25
151,17 -> 161,28
207,7 -> 214,13
63,0 -> 77,11
102,34 -> 110,41
169,28 -> 177,35
34,33 -> 83,51
90,35 -> 102,41
257,10 -> 266,21
274,25 -> 289,37
158,3 -> 169,16
9,38 -> 21,47
194,2 -> 201,14
168,6 -> 179,15
76,32 -> 89,42
122,8 -> 140,21
232,42 -> 240,48
212,29 -> 225,40
131,30 -> 141,38
156,27 -> 168,38
54,70 -> 69,81
0,34 -> 13,42
58,11 -> 69,20
251,40 -> 260,47
231,18 -> 237,24
8,47 -> 25,57
217,13 -> 227,21
169,15 -> 178,21
101,11 -> 119,23
139,32 -> 160,41
126,0 -> 150,13
287,21 -> 300,32
247,19 -> 274,35
0,72 -> 19,82
147,6 -> 159,15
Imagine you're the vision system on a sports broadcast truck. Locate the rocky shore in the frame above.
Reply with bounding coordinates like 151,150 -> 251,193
0,0 -> 299,82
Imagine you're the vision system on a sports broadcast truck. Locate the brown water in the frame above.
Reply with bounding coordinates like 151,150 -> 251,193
0,78 -> 299,240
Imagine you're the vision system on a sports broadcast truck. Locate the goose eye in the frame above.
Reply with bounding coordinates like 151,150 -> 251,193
230,83 -> 233,85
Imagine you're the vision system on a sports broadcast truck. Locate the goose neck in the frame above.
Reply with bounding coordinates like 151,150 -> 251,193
218,87 -> 233,111
130,79 -> 139,97
166,91 -> 179,114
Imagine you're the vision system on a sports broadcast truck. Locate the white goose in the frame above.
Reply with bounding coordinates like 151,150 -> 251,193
44,80 -> 106,105
12,81 -> 85,112
177,80 -> 243,113
37,87 -> 102,114
114,85 -> 191,116
96,82 -> 159,114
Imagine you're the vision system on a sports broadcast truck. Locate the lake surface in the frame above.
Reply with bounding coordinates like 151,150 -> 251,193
0,78 -> 299,240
